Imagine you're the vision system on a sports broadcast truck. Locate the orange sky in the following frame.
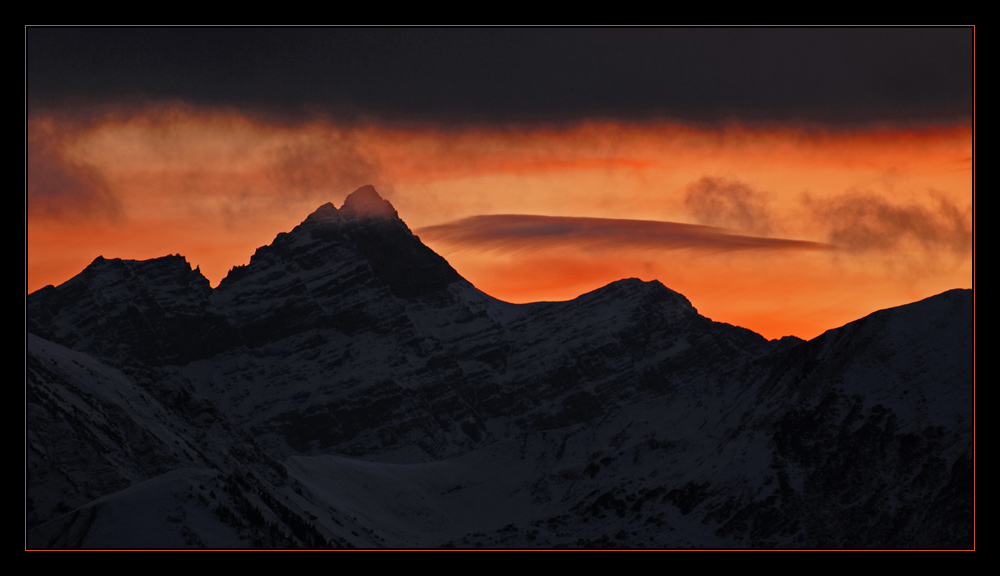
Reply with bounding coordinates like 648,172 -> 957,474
26,104 -> 973,340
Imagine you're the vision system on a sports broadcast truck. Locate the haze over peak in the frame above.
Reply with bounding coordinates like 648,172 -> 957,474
303,186 -> 399,224
340,185 -> 398,220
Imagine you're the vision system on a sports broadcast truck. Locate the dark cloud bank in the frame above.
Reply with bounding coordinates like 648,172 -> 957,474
27,27 -> 973,125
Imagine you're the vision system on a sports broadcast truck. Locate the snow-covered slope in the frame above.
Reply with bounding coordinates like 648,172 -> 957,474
26,186 -> 973,548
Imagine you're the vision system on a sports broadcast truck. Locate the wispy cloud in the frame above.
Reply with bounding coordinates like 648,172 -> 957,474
418,214 -> 828,253
27,118 -> 121,221
805,191 -> 971,255
264,128 -> 382,202
684,176 -> 774,235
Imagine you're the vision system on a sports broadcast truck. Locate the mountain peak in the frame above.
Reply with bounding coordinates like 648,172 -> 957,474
221,186 -> 462,301
304,201 -> 339,223
340,185 -> 398,220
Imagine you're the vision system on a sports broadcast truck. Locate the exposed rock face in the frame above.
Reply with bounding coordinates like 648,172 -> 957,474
26,186 -> 973,549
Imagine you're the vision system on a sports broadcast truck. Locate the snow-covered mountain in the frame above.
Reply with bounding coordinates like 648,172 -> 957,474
26,186 -> 973,548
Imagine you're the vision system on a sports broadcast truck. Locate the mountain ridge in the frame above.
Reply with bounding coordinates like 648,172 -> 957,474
26,186 -> 973,548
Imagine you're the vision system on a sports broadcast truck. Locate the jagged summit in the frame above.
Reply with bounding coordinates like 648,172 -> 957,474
64,253 -> 209,293
340,185 -> 398,220
303,201 -> 339,223
302,186 -> 398,225
214,186 -> 464,304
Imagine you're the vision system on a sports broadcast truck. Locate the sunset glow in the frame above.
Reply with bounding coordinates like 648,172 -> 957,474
26,103 -> 971,340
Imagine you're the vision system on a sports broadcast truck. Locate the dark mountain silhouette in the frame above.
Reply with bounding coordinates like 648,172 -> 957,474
26,186 -> 973,549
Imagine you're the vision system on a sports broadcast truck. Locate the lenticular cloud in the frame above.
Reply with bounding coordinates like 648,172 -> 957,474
418,214 -> 828,254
